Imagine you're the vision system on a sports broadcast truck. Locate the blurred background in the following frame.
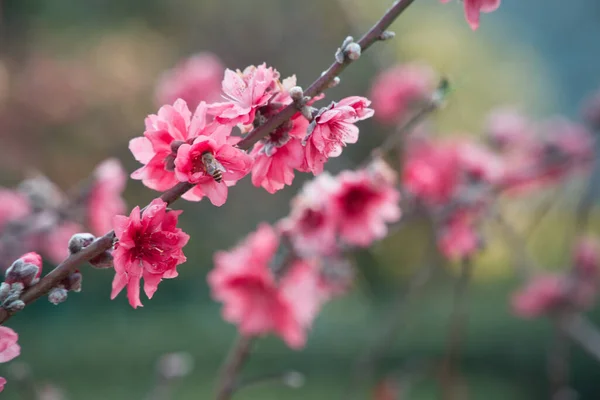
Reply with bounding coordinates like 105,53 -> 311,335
1,0 -> 600,398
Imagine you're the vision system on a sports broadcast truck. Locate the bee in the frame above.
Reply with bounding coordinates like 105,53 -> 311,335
201,151 -> 226,183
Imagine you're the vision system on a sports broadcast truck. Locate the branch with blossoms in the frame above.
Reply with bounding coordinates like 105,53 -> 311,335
4,0 -> 600,398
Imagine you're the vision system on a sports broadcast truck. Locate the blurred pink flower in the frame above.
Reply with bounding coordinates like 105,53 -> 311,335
88,158 -> 127,236
437,212 -> 479,260
0,325 -> 19,392
209,224 -> 324,349
304,97 -> 373,174
456,141 -> 504,185
208,64 -> 278,125
0,189 -> 30,231
370,63 -> 435,124
0,377 -> 5,393
279,173 -> 339,257
155,52 -> 224,109
331,168 -> 401,247
441,0 -> 501,30
174,128 -> 253,206
111,198 -> 189,308
511,274 -> 566,318
485,108 -> 535,152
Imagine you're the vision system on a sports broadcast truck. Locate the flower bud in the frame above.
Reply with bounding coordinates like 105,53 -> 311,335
0,283 -> 9,303
289,86 -> 304,102
282,371 -> 305,389
5,252 -> 42,288
156,352 -> 194,380
5,300 -> 25,312
48,287 -> 68,305
344,42 -> 362,61
89,251 -> 114,269
63,271 -> 82,293
379,30 -> 395,40
68,233 -> 95,254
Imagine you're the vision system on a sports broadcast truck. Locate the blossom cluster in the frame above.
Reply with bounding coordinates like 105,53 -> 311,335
130,62 -> 374,203
209,159 -> 401,348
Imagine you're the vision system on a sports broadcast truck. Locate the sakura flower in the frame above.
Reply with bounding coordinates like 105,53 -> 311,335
88,158 -> 127,236
0,326 -> 20,393
111,198 -> 189,308
304,97 -> 373,174
208,64 -> 278,125
485,108 -> 535,152
402,140 -> 459,205
369,63 -> 435,124
331,167 -> 401,247
174,128 -> 253,206
209,224 -> 325,349
250,116 -> 309,193
279,173 -> 339,257
0,189 -> 30,231
511,274 -> 566,318
441,0 -> 501,30
155,52 -> 224,109
456,141 -> 504,185
437,212 -> 480,260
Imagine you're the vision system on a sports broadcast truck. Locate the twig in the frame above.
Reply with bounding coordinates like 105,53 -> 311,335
440,257 -> 473,400
233,370 -> 304,392
215,335 -> 255,400
548,313 -> 572,400
0,0 -> 420,325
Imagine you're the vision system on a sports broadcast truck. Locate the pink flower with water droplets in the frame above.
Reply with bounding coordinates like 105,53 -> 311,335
111,198 -> 189,308
304,97 -> 373,174
0,326 -> 20,392
88,158 -> 127,236
370,63 -> 435,124
174,129 -> 253,206
155,52 -> 224,109
330,166 -> 401,247
209,224 -> 325,349
208,64 -> 278,125
441,0 -> 501,30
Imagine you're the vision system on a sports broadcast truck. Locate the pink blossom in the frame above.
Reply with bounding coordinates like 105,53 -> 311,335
208,64 -> 278,125
331,167 -> 401,247
485,108 -> 535,152
437,213 -> 480,260
0,326 -> 20,363
574,236 -> 600,279
456,141 -> 504,185
0,377 -> 5,393
370,64 -> 435,124
209,224 -> 324,349
174,128 -> 253,206
402,140 -> 459,205
88,158 -> 127,236
511,274 -> 566,318
111,198 -> 189,308
279,173 -> 339,257
250,116 -> 309,194
0,189 -> 30,231
304,97 -> 373,174
441,0 -> 501,30
155,52 -> 224,109
130,99 -> 194,191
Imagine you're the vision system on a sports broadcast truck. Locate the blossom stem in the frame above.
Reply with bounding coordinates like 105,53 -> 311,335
548,313 -> 572,400
236,0 -> 418,150
215,335 -> 255,400
0,0 -> 420,325
440,256 -> 473,400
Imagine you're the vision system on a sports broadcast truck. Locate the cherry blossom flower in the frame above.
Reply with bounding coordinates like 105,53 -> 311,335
330,166 -> 401,247
370,63 -> 435,124
88,158 -> 127,236
485,108 -> 535,152
209,224 -> 325,349
574,236 -> 600,279
437,212 -> 480,260
279,173 -> 339,257
511,274 -> 566,318
0,189 -> 30,231
250,116 -> 309,194
111,198 -> 189,308
456,141 -> 504,185
155,52 -> 224,109
304,97 -> 374,174
0,326 -> 20,393
174,128 -> 253,206
441,0 -> 501,30
208,64 -> 278,125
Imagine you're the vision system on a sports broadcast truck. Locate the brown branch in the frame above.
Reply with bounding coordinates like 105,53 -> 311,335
215,335 -> 255,400
237,0 -> 418,149
0,0 -> 419,325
